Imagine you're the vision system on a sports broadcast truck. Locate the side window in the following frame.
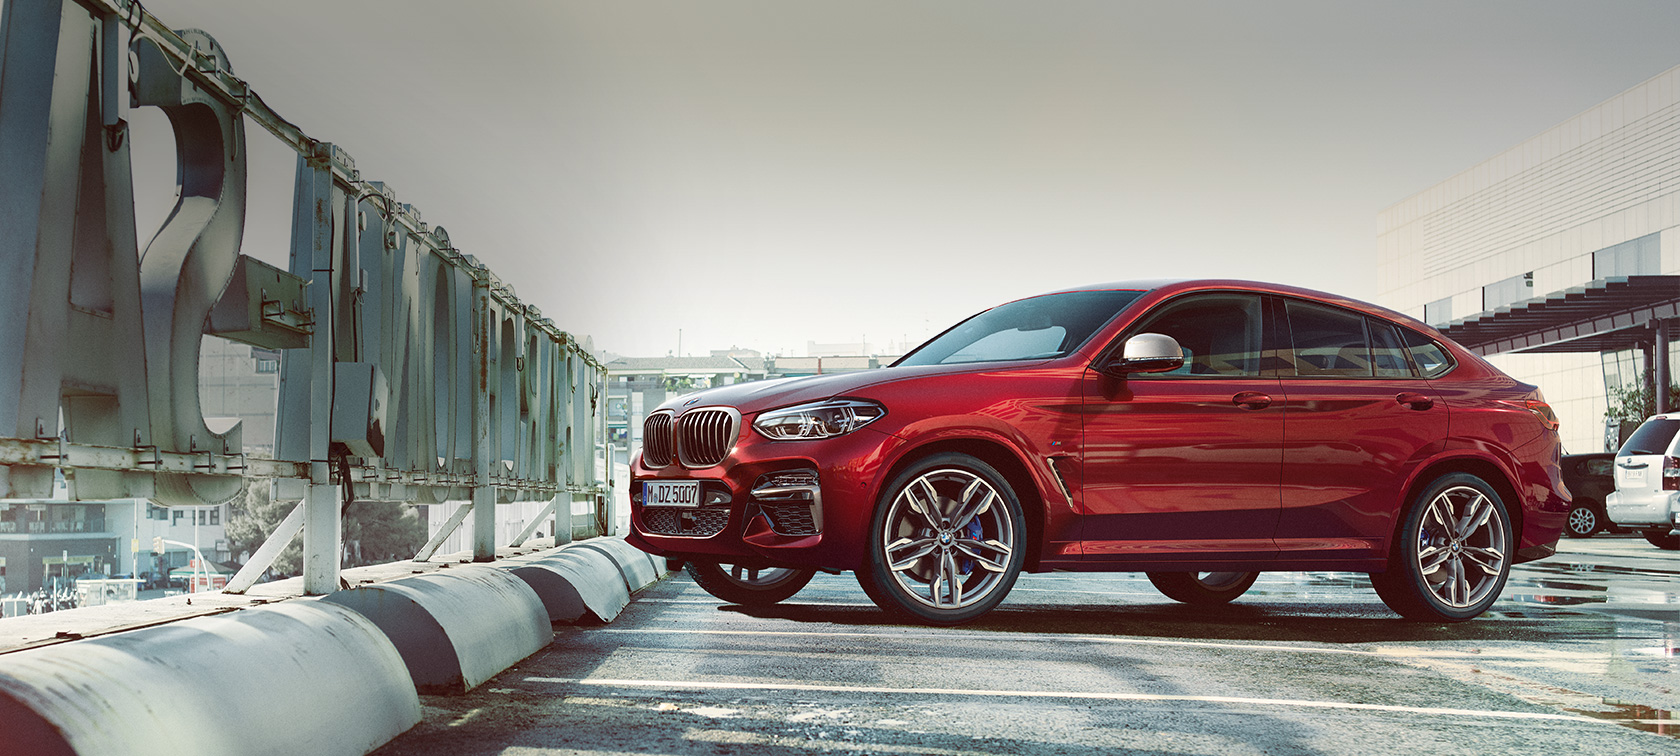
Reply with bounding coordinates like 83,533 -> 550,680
1584,458 -> 1613,476
1127,294 -> 1262,377
1367,319 -> 1416,378
1398,328 -> 1455,378
1284,300 -> 1373,377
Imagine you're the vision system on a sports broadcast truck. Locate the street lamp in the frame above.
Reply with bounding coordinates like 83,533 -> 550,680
158,538 -> 210,593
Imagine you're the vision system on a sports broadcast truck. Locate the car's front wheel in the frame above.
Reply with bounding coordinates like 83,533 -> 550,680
1564,501 -> 1603,538
684,562 -> 815,605
857,453 -> 1025,626
1370,472 -> 1512,621
1147,571 -> 1259,605
1643,529 -> 1680,550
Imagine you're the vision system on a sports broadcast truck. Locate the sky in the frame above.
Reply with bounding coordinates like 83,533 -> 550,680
115,1 -> 1680,359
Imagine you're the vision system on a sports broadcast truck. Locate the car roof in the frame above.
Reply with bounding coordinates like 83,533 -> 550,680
1041,279 -> 1436,333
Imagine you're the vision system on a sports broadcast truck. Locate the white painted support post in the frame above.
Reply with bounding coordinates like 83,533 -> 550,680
472,485 -> 497,561
554,495 -> 572,546
414,501 -> 472,562
303,483 -> 341,594
224,499 -> 304,593
471,262 -> 495,562
510,494 -> 562,546
299,146 -> 344,596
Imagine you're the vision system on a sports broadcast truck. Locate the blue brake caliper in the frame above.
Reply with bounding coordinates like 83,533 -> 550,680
958,519 -> 984,575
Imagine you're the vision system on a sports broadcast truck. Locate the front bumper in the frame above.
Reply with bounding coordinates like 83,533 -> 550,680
627,427 -> 900,572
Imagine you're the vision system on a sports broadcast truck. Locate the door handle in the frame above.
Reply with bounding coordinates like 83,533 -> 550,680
1396,392 -> 1434,411
1232,391 -> 1272,410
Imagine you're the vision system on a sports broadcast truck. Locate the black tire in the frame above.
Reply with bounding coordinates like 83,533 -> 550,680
1147,571 -> 1260,605
1564,502 -> 1602,538
857,453 -> 1026,626
1370,472 -> 1513,622
1642,529 -> 1680,550
684,561 -> 815,606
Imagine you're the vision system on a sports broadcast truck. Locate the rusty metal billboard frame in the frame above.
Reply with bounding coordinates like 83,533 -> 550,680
0,0 -> 611,595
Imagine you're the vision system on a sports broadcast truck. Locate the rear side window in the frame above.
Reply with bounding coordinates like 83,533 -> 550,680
1367,319 -> 1415,378
1584,458 -> 1613,476
1619,419 -> 1680,456
1398,328 -> 1454,378
1284,300 -> 1372,377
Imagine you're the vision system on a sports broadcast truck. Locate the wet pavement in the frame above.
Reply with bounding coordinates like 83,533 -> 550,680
375,537 -> 1680,755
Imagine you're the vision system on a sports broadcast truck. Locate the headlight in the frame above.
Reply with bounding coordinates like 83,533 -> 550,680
753,399 -> 886,440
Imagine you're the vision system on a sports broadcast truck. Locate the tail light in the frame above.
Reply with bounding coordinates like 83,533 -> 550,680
1500,391 -> 1560,431
1665,457 -> 1680,491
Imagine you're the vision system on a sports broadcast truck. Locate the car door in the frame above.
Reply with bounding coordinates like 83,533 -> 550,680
1080,292 -> 1283,563
1272,298 -> 1449,563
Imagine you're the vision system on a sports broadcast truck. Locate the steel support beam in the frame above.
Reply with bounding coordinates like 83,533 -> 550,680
414,501 -> 472,562
1659,319 -> 1672,415
223,499 -> 304,594
510,494 -> 562,547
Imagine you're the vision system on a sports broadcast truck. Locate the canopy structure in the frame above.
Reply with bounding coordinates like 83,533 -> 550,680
1436,275 -> 1680,415
1436,276 -> 1680,356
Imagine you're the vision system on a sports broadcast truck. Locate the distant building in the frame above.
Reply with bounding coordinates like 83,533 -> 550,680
199,336 -> 280,458
1378,64 -> 1680,452
604,353 -> 771,462
768,355 -> 901,378
605,348 -> 904,462
0,482 -> 227,595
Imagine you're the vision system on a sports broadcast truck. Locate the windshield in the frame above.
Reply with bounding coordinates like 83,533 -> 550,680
896,290 -> 1146,367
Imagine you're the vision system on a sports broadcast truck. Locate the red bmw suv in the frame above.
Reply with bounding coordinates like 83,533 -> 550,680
627,280 -> 1568,625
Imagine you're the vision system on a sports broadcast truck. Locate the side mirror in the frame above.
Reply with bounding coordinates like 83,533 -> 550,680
1107,333 -> 1184,375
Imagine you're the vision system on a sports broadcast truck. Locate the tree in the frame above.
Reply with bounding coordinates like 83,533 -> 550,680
343,501 -> 427,566
225,480 -> 429,577
224,478 -> 302,578
1606,381 -> 1680,423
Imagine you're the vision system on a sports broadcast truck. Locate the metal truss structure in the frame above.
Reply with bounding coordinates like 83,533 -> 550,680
0,0 -> 609,595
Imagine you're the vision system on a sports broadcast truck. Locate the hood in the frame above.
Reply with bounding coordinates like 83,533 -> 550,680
653,362 -> 1001,416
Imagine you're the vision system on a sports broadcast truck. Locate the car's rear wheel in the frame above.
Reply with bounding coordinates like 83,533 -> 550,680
1146,571 -> 1259,605
1564,501 -> 1602,538
1370,472 -> 1512,622
857,453 -> 1025,626
684,561 -> 815,605
1642,529 -> 1680,550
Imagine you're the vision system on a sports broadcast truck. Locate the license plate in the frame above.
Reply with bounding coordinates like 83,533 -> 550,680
645,480 -> 701,507
1621,468 -> 1646,486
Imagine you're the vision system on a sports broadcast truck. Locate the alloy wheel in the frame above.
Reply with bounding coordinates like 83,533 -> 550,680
880,467 -> 1017,611
1414,484 -> 1508,609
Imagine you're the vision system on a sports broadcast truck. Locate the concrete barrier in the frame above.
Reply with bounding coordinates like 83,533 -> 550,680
507,548 -> 632,623
0,601 -> 418,756
571,537 -> 665,594
321,566 -> 549,694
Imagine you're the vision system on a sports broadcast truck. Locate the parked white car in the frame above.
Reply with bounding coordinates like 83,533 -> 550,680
1607,412 -> 1680,549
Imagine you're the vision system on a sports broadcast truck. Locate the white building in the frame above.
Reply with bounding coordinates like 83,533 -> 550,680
1379,64 -> 1680,453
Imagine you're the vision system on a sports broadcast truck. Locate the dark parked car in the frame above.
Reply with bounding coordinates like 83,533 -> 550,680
1561,453 -> 1616,538
628,280 -> 1569,625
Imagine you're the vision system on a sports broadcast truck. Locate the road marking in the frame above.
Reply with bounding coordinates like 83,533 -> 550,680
590,627 -> 1620,663
593,627 -> 1383,656
686,727 -> 978,755
522,677 -> 1592,723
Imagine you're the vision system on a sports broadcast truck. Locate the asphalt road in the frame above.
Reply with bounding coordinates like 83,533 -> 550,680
375,537 -> 1680,755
